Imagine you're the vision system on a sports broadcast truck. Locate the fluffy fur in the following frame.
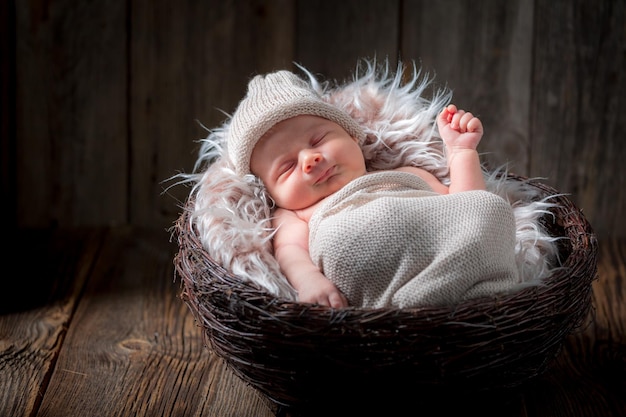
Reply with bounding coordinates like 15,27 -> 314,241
174,59 -> 562,302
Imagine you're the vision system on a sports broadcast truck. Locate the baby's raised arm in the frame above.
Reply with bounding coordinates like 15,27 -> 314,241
437,104 -> 486,192
272,208 -> 348,308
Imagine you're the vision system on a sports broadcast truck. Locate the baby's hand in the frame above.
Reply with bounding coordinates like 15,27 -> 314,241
437,104 -> 483,152
296,274 -> 348,308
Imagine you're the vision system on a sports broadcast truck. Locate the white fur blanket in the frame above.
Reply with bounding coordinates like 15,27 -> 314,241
173,59 -> 561,303
309,171 -> 521,308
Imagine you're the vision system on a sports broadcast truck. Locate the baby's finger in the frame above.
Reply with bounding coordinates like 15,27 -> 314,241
459,111 -> 475,131
328,292 -> 347,308
467,117 -> 483,133
446,104 -> 458,113
451,110 -> 465,129
439,105 -> 454,124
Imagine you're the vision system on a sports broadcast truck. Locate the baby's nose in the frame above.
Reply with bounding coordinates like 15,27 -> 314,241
303,153 -> 322,174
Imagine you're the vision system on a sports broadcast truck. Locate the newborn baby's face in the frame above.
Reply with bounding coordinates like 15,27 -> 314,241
250,115 -> 366,211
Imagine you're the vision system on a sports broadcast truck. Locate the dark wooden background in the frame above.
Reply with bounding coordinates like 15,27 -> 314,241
2,0 -> 625,239
1,2 -> 625,416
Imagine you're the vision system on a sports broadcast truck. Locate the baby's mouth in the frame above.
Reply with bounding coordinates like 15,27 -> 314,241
314,166 -> 334,184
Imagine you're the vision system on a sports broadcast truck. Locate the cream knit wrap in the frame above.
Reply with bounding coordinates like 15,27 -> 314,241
309,171 -> 521,308
227,70 -> 365,176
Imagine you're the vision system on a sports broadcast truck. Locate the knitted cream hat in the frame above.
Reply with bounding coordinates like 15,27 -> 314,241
227,70 -> 365,176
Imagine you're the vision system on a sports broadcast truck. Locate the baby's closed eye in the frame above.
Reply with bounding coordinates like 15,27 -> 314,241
276,161 -> 295,178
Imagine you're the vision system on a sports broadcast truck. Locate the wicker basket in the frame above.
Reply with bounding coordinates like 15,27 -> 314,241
174,174 -> 597,413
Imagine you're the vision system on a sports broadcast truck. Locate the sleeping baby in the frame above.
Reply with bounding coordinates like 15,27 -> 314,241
225,69 -> 521,309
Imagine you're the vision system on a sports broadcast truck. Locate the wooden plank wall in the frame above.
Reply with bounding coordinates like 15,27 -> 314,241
4,0 -> 625,239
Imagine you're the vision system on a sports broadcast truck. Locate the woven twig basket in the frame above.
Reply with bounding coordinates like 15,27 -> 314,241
174,174 -> 597,412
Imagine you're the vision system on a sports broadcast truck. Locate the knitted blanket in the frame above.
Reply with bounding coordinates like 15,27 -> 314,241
308,171 -> 521,308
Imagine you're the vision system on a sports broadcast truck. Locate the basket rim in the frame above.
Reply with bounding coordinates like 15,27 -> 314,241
175,173 -> 598,317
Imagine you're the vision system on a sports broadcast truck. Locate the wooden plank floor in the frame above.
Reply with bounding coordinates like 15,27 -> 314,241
1,227 -> 624,417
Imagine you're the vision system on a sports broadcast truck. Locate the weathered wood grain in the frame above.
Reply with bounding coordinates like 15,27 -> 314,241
6,0 -> 625,236
0,229 -> 104,417
14,0 -> 128,228
295,0 -> 400,80
34,228 -> 276,417
530,1 -> 625,240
